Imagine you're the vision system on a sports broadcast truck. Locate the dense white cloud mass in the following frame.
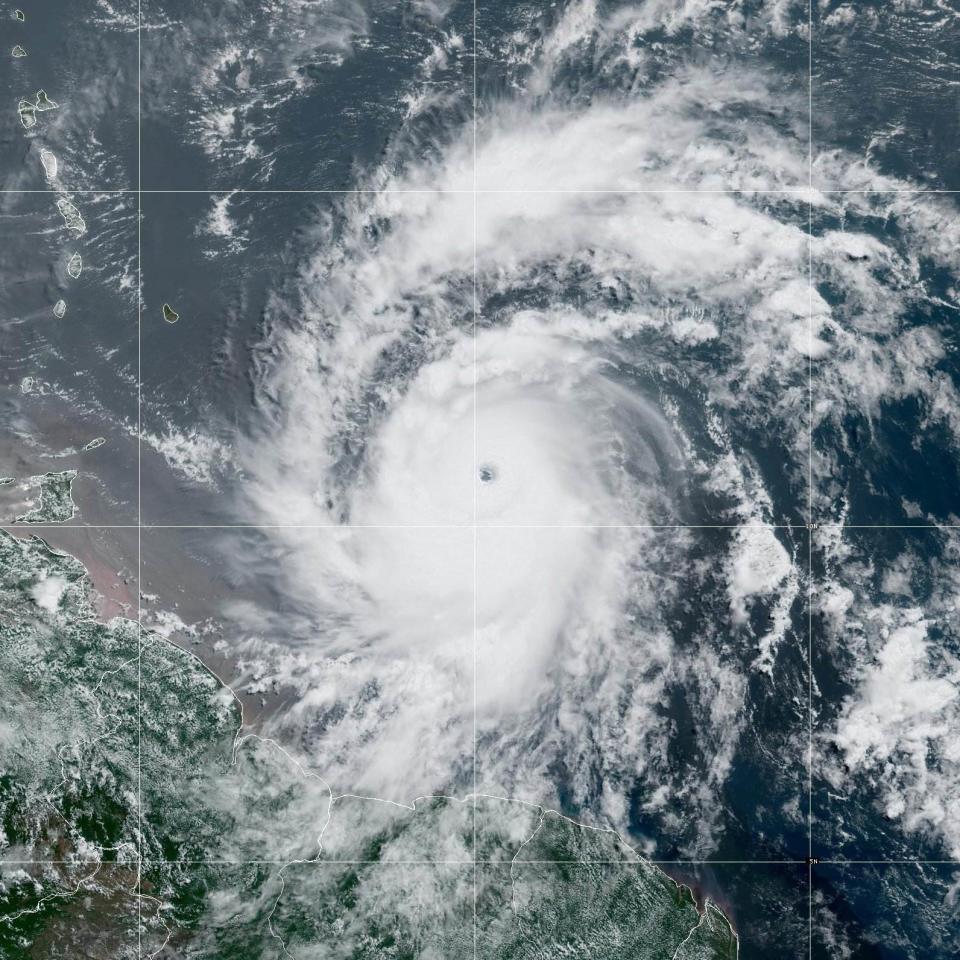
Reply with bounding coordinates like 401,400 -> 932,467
162,0 -> 960,858
819,529 -> 960,858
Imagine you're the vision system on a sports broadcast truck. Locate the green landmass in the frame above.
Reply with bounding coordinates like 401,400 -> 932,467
17,91 -> 58,131
34,90 -> 57,112
162,303 -> 180,324
0,533 -> 738,958
56,198 -> 86,235
17,99 -> 35,129
15,471 -> 77,523
40,148 -> 57,180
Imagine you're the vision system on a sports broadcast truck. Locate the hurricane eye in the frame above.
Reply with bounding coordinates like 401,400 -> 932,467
478,463 -> 497,484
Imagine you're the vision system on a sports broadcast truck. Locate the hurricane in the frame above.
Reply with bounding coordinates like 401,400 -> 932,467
173,1 -> 953,862
4,0 -> 960,956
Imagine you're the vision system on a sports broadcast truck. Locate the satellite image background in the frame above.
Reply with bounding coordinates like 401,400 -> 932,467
1,0 -> 959,956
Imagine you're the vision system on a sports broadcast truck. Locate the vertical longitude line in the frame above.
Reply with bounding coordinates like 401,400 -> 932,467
471,1 -> 479,958
807,1 -> 815,957
136,1 -> 143,956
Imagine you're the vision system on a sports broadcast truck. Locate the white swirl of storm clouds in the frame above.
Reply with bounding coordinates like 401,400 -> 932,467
217,2 -> 960,855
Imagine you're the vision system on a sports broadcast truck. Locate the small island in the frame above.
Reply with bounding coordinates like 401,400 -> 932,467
56,197 -> 86,235
34,89 -> 58,112
15,471 -> 78,523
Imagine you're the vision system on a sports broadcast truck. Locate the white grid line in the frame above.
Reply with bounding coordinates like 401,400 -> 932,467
4,188 -> 960,194
472,2 -> 479,958
136,0 -> 143,955
807,1 -> 815,957
6,4 -> 958,956
9,523 -> 960,530
4,858 -> 954,866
